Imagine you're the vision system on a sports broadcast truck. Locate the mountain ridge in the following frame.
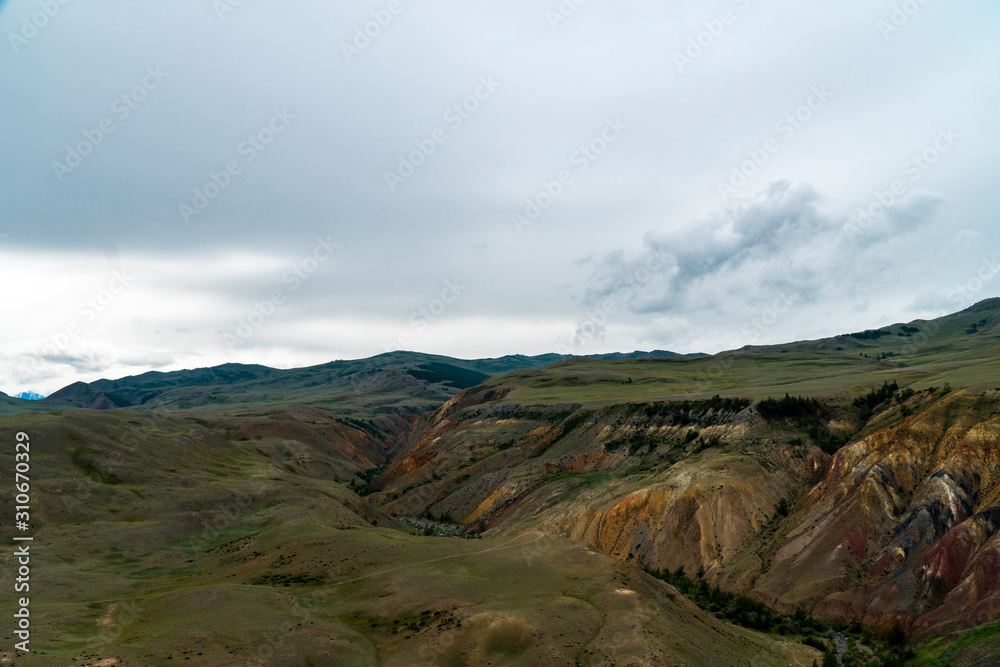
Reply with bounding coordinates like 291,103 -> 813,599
3,300 -> 1000,662
21,298 -> 1000,415
16,350 -> 698,416
365,298 -> 1000,653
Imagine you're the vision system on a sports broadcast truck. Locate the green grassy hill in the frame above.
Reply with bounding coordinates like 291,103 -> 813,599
473,299 -> 1000,407
5,300 -> 1000,664
11,351 -> 691,419
0,410 -> 817,666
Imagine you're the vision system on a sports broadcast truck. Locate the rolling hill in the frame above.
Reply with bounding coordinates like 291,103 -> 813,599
0,406 -> 815,666
13,350 -> 697,418
4,301 -> 1000,663
369,299 -> 1000,662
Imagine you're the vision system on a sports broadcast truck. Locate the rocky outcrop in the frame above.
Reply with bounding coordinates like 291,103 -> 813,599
377,387 -> 1000,637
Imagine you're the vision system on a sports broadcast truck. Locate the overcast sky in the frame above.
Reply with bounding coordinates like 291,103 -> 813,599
2,0 -> 999,396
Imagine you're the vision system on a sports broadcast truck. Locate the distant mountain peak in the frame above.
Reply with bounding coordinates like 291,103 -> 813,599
15,391 -> 45,401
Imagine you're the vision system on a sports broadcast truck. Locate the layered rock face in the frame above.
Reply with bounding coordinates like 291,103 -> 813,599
376,387 -> 1000,636
760,392 -> 1000,635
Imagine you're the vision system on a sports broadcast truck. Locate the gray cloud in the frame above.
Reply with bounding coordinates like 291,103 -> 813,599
579,182 -> 830,313
1,0 -> 999,393
573,180 -> 949,350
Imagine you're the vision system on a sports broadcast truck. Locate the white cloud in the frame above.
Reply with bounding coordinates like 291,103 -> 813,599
1,0 -> 999,393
